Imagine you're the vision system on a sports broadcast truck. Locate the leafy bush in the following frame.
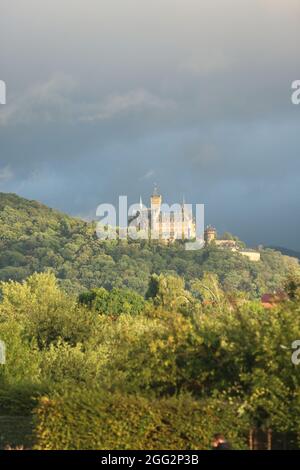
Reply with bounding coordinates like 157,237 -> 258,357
34,389 -> 248,450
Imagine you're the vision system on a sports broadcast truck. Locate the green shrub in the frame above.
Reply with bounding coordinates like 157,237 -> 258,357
34,389 -> 248,450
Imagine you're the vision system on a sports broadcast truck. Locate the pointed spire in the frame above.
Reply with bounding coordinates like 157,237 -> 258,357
153,183 -> 159,196
139,195 -> 143,209
182,193 -> 186,219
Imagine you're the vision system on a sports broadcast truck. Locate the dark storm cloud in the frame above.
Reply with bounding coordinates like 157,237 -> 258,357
1,0 -> 300,248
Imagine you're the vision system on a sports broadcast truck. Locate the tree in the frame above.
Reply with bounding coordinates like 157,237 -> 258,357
79,287 -> 146,316
146,274 -> 192,310
284,271 -> 300,300
190,272 -> 224,304
0,272 -> 98,348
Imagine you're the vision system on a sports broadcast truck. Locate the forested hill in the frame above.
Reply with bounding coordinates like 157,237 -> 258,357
0,192 -> 298,297
268,246 -> 300,261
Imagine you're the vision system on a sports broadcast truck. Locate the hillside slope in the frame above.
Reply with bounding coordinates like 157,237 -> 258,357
268,246 -> 300,261
0,192 -> 298,297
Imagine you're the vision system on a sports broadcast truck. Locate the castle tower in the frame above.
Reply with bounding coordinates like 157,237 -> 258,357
204,225 -> 217,244
150,184 -> 162,213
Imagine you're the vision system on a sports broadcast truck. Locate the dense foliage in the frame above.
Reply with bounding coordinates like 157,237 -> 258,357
0,193 -> 300,449
0,271 -> 299,449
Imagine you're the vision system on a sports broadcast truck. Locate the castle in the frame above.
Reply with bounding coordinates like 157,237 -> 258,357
129,187 -> 196,242
129,188 -> 261,261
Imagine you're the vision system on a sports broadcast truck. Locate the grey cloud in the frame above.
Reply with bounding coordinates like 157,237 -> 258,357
0,75 -> 175,126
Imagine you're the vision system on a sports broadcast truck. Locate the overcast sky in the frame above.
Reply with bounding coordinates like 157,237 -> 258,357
1,0 -> 300,249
